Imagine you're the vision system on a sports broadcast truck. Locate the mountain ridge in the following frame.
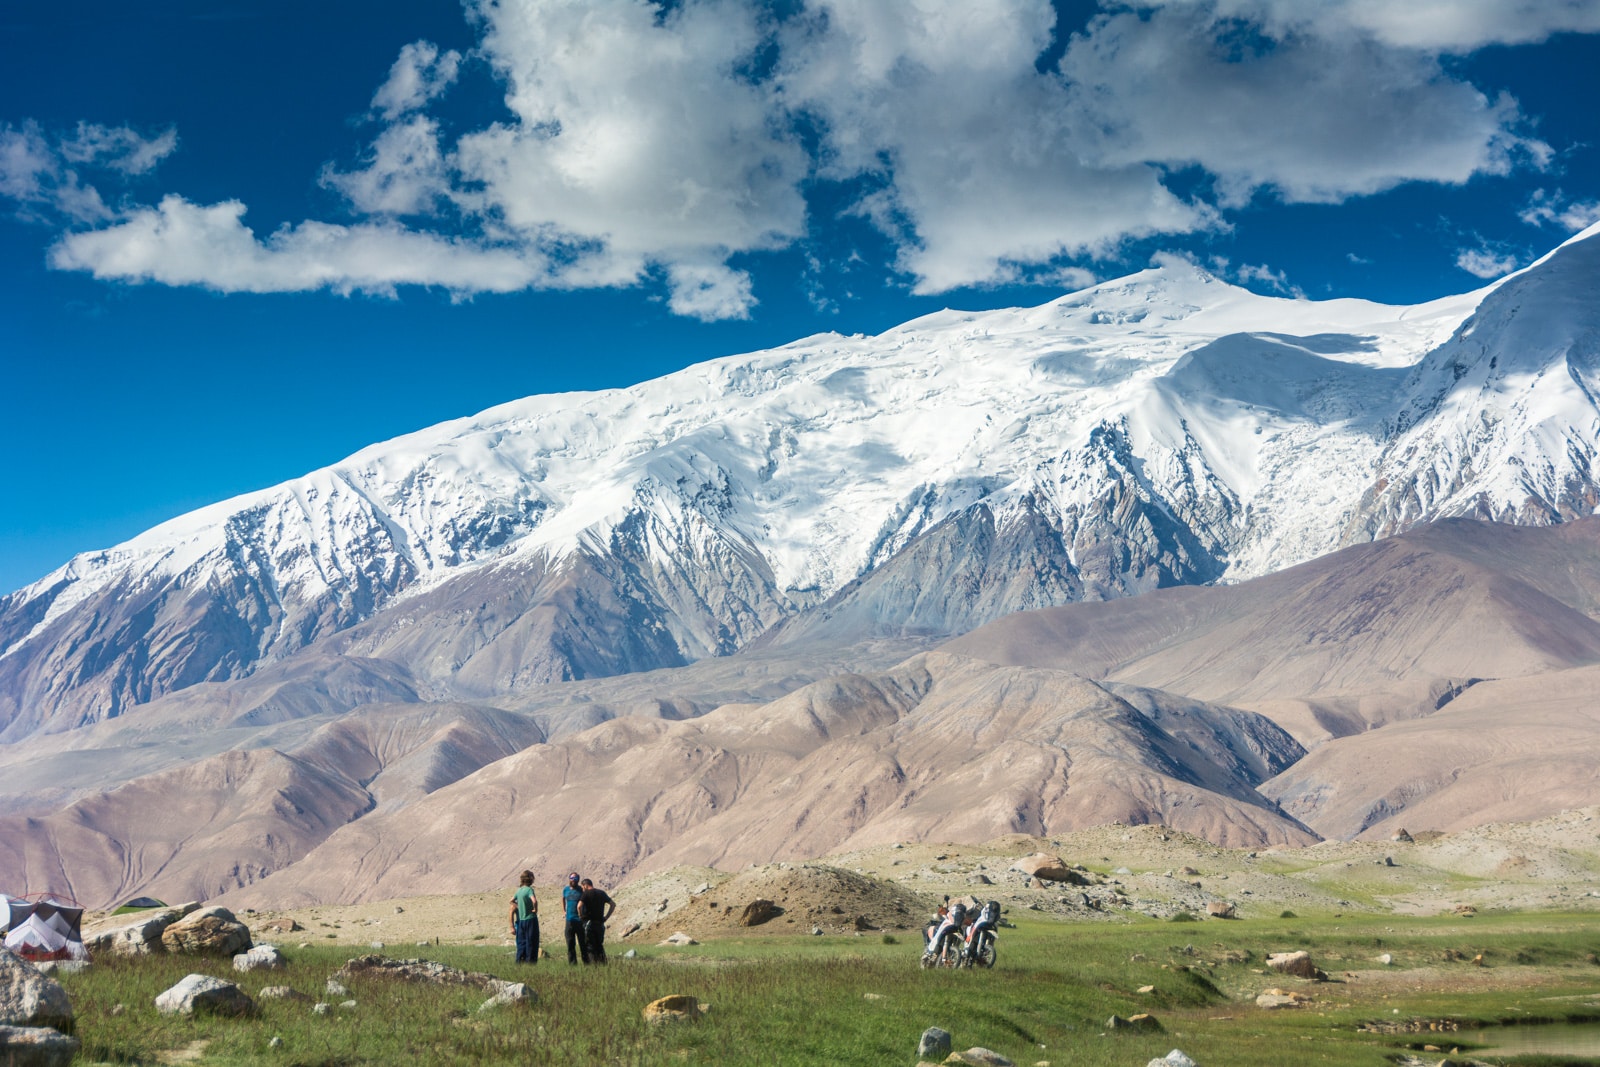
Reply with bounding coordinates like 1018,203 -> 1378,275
4,227 -> 1599,743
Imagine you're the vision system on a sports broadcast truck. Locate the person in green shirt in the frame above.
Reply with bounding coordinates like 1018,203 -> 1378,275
509,870 -> 540,964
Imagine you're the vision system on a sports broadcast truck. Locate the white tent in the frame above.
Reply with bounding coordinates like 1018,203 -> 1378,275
3,896 -> 88,962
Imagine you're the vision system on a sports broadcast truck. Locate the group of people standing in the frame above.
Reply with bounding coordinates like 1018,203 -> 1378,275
509,870 -> 616,964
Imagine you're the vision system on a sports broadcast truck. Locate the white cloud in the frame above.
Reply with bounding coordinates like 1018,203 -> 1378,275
1521,188 -> 1600,232
1455,246 -> 1519,279
59,122 -> 177,175
1160,0 -> 1600,52
322,116 -> 451,217
372,41 -> 461,121
31,0 -> 1595,315
48,195 -> 543,296
1235,261 -> 1303,296
450,0 -> 808,313
1061,5 -> 1546,207
0,121 -> 158,224
778,0 -> 1217,292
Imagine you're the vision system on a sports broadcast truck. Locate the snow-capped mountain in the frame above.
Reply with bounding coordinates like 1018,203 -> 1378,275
4,225 -> 1599,742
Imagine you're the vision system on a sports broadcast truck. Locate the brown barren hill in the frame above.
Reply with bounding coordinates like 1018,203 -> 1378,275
942,517 -> 1600,744
225,652 -> 1311,908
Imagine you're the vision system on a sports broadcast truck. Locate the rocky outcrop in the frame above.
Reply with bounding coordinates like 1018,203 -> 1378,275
1009,853 -> 1086,884
161,907 -> 252,956
84,907 -> 190,957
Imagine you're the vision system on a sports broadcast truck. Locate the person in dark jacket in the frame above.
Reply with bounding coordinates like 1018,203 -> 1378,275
576,877 -> 616,964
561,872 -> 588,964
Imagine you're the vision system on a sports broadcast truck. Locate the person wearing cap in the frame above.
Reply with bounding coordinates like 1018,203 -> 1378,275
561,873 -> 588,965
509,869 -> 539,964
577,877 -> 616,964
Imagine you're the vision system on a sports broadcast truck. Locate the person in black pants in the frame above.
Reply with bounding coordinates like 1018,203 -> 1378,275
576,877 -> 616,964
561,872 -> 588,964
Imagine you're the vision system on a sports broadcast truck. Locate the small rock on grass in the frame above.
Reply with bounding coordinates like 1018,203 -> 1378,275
1147,1051 -> 1198,1067
642,995 -> 705,1024
918,1027 -> 952,1059
945,1049 -> 1014,1066
155,974 -> 255,1017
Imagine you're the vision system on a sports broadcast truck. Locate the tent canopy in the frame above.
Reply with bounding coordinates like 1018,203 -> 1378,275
4,895 -> 87,962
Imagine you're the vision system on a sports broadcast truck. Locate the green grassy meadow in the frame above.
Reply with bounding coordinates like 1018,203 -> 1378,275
56,911 -> 1600,1066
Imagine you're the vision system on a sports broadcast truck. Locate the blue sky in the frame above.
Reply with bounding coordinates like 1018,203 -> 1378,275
3,0 -> 1599,596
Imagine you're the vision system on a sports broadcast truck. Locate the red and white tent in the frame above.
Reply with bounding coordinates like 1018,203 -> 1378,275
3,895 -> 88,962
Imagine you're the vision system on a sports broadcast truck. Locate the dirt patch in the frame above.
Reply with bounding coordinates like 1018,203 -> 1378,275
629,863 -> 937,941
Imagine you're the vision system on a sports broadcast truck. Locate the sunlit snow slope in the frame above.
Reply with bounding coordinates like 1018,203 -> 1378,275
4,225 -> 1598,740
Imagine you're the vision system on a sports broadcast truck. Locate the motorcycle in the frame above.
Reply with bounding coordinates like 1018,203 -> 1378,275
920,899 -> 968,969
961,900 -> 1000,968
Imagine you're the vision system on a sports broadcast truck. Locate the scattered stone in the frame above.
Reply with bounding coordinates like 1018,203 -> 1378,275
623,950 -> 638,960
973,874 -> 993,885
31,961 -> 88,978
1266,951 -> 1327,980
1010,854 -> 1087,885
1137,985 -> 1156,994
155,974 -> 256,1017
393,907 -> 404,914
1255,988 -> 1310,1009
919,1027 -> 953,1059
257,918 -> 302,935
948,1048 -> 1014,1066
618,922 -> 641,938
162,907 -> 253,957
811,926 -> 824,936
258,987 -> 312,1002
863,993 -> 884,1000
0,1024 -> 80,1067
853,915 -> 876,931
691,883 -> 711,896
234,944 -> 286,972
334,955 -> 522,998
1205,902 -> 1236,919
1127,1013 -> 1162,1031
1376,953 -> 1394,966
269,1036 -> 283,1048
1471,954 -> 1486,967
642,995 -> 705,1024
661,932 -> 698,946
479,982 -> 535,1013
1384,856 -> 1397,867
1391,828 -> 1414,843
739,899 -> 782,927
326,979 -> 350,997
109,1004 -> 125,1017
312,1003 -> 330,1016
1147,1051 -> 1198,1067
0,948 -> 75,1030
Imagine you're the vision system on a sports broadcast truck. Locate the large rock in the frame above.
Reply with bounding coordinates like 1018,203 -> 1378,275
1008,853 -> 1087,885
1205,902 -> 1236,919
1255,988 -> 1310,1009
0,1025 -> 81,1067
84,909 -> 183,957
161,907 -> 252,957
1266,951 -> 1327,980
738,899 -> 781,927
0,948 -> 74,1030
154,974 -> 256,1017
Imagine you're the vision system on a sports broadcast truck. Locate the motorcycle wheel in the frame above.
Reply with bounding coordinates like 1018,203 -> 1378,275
974,934 -> 996,968
939,932 -> 964,968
